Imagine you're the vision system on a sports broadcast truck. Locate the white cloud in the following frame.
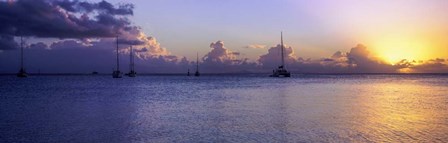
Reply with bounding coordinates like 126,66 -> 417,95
245,44 -> 266,49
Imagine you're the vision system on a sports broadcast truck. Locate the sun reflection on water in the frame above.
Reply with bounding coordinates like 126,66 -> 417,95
353,81 -> 447,142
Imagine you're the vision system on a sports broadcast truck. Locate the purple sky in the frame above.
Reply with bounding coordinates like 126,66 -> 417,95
0,0 -> 447,73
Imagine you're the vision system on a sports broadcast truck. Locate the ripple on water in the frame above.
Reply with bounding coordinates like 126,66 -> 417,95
0,75 -> 447,142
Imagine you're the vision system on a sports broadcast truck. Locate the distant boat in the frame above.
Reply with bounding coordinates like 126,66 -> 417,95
92,71 -> 99,75
112,36 -> 122,78
126,45 -> 136,77
17,35 -> 27,78
194,53 -> 200,77
270,32 -> 291,77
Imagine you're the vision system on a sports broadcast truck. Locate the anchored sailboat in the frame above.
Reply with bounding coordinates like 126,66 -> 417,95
194,53 -> 200,77
112,36 -> 122,78
17,35 -> 27,78
270,32 -> 291,77
126,45 -> 136,77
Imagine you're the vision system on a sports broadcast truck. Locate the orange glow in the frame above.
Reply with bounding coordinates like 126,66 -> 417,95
373,38 -> 427,64
354,82 -> 446,142
366,30 -> 447,65
398,68 -> 413,73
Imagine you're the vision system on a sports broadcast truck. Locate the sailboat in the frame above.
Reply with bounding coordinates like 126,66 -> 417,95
270,32 -> 291,77
112,36 -> 122,78
17,35 -> 27,78
126,45 -> 136,77
194,53 -> 200,77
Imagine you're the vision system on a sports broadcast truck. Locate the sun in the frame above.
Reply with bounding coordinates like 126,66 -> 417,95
371,36 -> 431,65
377,46 -> 420,65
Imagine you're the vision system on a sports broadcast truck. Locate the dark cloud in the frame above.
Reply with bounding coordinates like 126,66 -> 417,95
0,0 -> 136,49
0,35 -> 18,50
29,42 -> 48,50
0,38 -> 184,73
409,58 -> 448,73
54,0 -> 133,15
343,44 -> 395,73
97,0 -> 134,15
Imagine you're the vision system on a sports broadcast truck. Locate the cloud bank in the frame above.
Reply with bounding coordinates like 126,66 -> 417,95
258,44 -> 448,73
0,38 -> 186,73
1,38 -> 447,73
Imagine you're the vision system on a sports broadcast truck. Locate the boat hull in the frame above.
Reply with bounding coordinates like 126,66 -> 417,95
194,71 -> 200,77
112,71 -> 122,78
270,68 -> 291,77
17,68 -> 27,78
16,73 -> 27,78
125,71 -> 137,77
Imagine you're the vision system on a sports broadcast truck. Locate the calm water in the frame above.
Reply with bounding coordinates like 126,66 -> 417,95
1,74 -> 447,142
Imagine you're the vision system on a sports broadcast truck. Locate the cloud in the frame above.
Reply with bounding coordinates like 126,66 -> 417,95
1,38 -> 447,73
201,40 -> 258,73
0,38 -> 185,73
135,36 -> 171,59
342,44 -> 395,73
255,42 -> 448,74
0,0 -> 141,50
245,44 -> 266,49
29,42 -> 48,50
257,43 -> 406,73
258,44 -> 297,68
0,0 -> 189,73
0,35 -> 18,50
408,58 -> 448,73
0,0 -> 446,74
203,41 -> 240,64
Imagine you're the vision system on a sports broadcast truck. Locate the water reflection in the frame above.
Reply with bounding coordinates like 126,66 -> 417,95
1,75 -> 447,142
354,81 -> 448,142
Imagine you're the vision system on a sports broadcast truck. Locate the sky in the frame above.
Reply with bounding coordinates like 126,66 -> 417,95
0,0 -> 448,73
119,0 -> 448,62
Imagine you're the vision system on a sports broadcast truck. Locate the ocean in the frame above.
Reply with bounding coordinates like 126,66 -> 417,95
1,74 -> 447,142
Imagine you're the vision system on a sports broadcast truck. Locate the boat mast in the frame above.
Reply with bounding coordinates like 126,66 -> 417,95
116,36 -> 119,71
132,46 -> 135,71
196,52 -> 199,72
129,45 -> 133,72
20,35 -> 24,70
281,32 -> 285,68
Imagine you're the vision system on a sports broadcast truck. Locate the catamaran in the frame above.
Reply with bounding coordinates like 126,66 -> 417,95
112,36 -> 122,78
270,32 -> 291,77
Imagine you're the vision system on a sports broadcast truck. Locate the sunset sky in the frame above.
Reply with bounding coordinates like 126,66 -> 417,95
1,0 -> 447,73
117,0 -> 448,62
